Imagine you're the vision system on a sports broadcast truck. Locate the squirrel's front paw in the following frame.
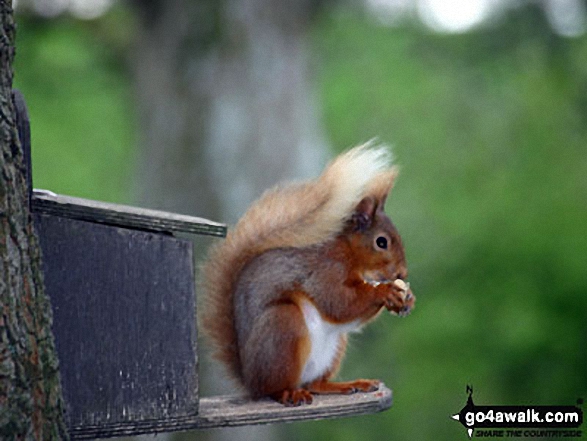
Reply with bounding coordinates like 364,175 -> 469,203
384,279 -> 415,317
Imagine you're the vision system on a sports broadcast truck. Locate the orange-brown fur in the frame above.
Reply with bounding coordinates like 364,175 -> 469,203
201,144 -> 414,406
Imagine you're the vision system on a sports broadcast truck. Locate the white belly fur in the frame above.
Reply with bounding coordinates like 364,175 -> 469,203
299,300 -> 361,385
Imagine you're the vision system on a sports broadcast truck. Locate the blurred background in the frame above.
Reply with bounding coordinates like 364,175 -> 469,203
12,0 -> 587,440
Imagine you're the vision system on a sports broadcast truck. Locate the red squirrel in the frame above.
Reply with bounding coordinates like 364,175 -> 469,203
201,144 -> 415,406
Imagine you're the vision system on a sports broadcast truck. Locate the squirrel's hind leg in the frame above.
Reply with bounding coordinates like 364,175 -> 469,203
305,335 -> 380,395
241,301 -> 313,406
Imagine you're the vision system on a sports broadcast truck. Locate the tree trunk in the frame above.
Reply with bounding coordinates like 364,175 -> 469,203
129,1 -> 329,440
0,2 -> 69,439
131,0 -> 328,222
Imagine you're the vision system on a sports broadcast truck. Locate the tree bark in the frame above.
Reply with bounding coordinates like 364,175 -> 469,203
0,2 -> 68,439
129,1 -> 329,440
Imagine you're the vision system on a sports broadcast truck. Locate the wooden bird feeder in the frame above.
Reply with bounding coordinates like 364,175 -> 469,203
14,91 -> 392,439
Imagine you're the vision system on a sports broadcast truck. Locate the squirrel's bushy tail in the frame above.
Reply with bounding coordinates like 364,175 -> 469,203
201,142 -> 397,381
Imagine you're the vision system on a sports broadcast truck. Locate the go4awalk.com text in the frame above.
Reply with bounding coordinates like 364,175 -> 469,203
451,386 -> 583,439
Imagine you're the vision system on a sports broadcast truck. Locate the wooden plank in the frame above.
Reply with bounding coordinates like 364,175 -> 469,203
35,214 -> 200,431
195,385 -> 392,428
12,90 -> 32,208
68,386 -> 392,439
32,190 -> 227,237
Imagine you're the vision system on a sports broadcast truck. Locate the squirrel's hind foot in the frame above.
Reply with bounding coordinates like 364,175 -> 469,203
271,388 -> 314,407
307,379 -> 381,395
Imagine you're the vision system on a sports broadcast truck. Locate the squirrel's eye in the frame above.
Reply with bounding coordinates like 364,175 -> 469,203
376,236 -> 388,250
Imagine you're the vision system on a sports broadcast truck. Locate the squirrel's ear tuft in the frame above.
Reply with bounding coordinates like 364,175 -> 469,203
352,196 -> 376,231
367,167 -> 399,212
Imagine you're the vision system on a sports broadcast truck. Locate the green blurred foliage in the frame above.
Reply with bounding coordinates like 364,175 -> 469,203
12,3 -> 587,441
284,6 -> 586,440
13,10 -> 136,203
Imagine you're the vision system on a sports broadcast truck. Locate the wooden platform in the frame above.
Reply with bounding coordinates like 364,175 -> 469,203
69,386 -> 392,439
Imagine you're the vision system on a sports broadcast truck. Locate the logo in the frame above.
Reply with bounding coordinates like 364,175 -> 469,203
451,386 -> 583,438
